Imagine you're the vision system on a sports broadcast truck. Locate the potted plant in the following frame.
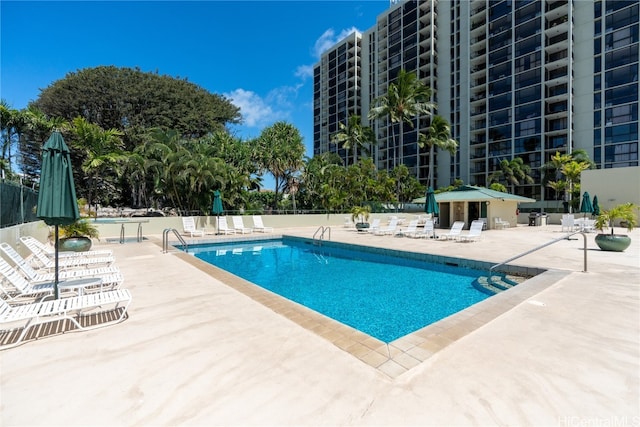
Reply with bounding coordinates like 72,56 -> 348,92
593,202 -> 637,252
58,219 -> 100,252
351,205 -> 371,232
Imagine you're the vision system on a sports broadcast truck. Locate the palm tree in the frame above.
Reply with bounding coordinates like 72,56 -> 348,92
71,117 -> 126,213
368,69 -> 434,168
418,115 -> 458,189
256,122 -> 305,210
488,157 -> 534,194
330,115 -> 374,165
542,151 -> 593,212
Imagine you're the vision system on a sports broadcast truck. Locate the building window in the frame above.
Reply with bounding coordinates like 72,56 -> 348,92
605,104 -> 638,124
605,122 -> 639,143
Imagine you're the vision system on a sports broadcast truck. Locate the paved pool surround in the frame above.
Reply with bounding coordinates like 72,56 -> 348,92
1,223 -> 638,425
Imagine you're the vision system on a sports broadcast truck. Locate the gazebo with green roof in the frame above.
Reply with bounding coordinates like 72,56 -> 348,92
412,185 -> 535,229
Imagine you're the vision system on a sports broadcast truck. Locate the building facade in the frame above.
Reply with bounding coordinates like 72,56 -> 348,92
313,0 -> 639,207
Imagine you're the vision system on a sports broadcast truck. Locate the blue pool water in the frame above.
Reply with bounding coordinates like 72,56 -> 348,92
189,239 -> 489,343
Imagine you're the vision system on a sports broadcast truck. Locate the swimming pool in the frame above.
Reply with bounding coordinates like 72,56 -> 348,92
188,238 -> 490,343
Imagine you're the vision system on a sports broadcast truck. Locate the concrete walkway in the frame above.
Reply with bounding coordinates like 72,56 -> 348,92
1,224 -> 638,426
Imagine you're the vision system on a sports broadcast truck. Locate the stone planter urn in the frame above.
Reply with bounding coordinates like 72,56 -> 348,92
355,222 -> 370,232
594,234 -> 631,252
60,236 -> 93,252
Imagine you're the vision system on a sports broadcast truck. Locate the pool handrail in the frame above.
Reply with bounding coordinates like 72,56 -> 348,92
163,228 -> 188,253
489,231 -> 588,274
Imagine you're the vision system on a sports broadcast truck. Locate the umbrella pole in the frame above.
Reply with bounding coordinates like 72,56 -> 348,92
54,225 -> 60,299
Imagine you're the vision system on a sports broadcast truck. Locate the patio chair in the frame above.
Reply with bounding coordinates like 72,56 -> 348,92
0,288 -> 132,350
252,215 -> 273,233
438,221 -> 465,240
216,217 -> 235,235
366,218 -> 381,234
0,243 -> 122,289
20,236 -> 113,258
181,217 -> 205,237
0,258 -> 115,302
19,237 -> 115,270
407,219 -> 435,239
231,216 -> 253,234
398,219 -> 419,237
494,217 -> 509,229
561,214 -> 575,232
458,220 -> 485,242
373,218 -> 399,236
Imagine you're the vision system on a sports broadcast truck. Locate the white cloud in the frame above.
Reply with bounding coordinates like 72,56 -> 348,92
226,26 -> 361,133
225,87 -> 295,129
313,26 -> 360,59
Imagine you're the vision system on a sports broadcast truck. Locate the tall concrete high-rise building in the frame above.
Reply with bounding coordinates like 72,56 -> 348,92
313,0 -> 639,207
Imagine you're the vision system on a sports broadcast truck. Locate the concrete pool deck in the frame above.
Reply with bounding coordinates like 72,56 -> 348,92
1,223 -> 639,425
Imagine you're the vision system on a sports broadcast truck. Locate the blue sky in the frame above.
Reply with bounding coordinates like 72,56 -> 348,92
1,0 -> 389,159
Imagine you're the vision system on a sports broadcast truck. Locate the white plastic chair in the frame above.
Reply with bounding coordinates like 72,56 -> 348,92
458,220 -> 485,242
232,216 -> 253,234
182,217 -> 205,237
252,215 -> 273,233
438,221 -> 465,240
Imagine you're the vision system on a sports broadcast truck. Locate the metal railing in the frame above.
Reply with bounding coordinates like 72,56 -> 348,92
313,226 -> 331,245
163,228 -> 188,253
490,231 -> 588,274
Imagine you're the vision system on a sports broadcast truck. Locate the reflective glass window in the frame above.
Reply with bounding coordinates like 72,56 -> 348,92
605,44 -> 639,69
605,4 -> 639,32
489,77 -> 512,96
604,123 -> 639,143
605,24 -> 639,51
515,35 -> 541,57
605,104 -> 639,124
515,68 -> 541,89
605,83 -> 639,106
489,93 -> 512,110
515,136 -> 541,153
515,118 -> 540,136
515,51 -> 541,72
605,64 -> 638,88
516,85 -> 541,104
515,101 -> 541,120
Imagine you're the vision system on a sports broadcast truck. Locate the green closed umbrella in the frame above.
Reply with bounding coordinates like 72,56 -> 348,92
425,186 -> 439,217
580,191 -> 593,218
212,190 -> 224,235
592,195 -> 600,216
36,131 -> 80,299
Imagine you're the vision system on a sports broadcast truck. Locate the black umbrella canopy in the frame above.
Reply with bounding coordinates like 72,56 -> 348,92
36,131 -> 80,298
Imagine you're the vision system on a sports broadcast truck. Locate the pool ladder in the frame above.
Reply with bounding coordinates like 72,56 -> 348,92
162,228 -> 188,253
313,226 -> 331,246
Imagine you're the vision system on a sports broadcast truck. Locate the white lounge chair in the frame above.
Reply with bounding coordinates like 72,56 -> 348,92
398,219 -> 419,237
252,215 -> 273,233
0,243 -> 122,290
407,219 -> 435,239
373,218 -> 399,236
20,238 -> 115,270
181,217 -> 205,237
458,220 -> 485,242
21,236 -> 113,258
438,221 -> 465,240
366,218 -> 381,234
0,288 -> 132,350
216,217 -> 235,235
0,259 -> 112,302
231,216 -> 253,234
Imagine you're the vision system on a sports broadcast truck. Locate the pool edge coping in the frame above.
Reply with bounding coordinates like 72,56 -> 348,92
169,237 -> 569,379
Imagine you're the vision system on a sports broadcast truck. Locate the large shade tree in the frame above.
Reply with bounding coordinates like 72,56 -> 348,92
32,66 -> 242,150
